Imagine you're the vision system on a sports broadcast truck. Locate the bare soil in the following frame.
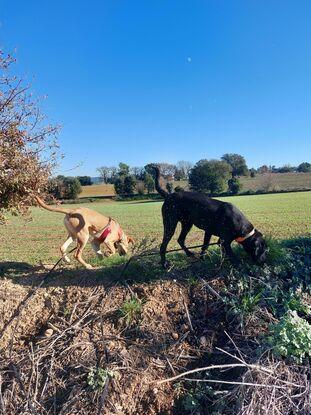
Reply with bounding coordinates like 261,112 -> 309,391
0,262 -> 226,414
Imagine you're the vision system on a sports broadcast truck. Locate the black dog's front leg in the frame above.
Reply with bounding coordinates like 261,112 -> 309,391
220,240 -> 238,265
200,231 -> 212,258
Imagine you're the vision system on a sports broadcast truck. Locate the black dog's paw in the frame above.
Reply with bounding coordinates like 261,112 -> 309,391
162,260 -> 171,270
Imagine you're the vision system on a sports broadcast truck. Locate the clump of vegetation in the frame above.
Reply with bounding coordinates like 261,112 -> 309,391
174,381 -> 214,415
0,51 -> 58,223
228,177 -> 242,195
77,176 -> 92,186
119,296 -> 143,325
114,162 -> 137,196
189,159 -> 232,194
48,175 -> 82,199
268,311 -> 311,363
143,172 -> 155,193
87,367 -> 115,391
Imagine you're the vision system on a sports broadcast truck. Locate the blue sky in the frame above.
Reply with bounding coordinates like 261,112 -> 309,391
1,1 -> 311,175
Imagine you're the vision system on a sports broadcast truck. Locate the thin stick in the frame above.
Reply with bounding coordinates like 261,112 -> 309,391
182,296 -> 194,332
151,363 -> 305,388
199,278 -> 222,300
152,363 -> 258,385
182,377 -> 287,389
224,330 -> 246,363
165,357 -> 176,375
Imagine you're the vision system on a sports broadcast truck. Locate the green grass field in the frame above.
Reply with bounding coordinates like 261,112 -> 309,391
1,191 -> 310,266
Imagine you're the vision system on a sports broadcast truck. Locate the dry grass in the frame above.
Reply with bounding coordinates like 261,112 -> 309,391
240,172 -> 311,192
80,183 -> 115,197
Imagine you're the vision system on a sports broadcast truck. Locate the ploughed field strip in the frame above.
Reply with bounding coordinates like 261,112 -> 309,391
0,191 -> 310,265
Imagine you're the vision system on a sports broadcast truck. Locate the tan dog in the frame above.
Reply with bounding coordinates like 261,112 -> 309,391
35,196 -> 134,269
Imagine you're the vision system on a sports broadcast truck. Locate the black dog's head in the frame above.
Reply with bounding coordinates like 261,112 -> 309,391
242,230 -> 267,264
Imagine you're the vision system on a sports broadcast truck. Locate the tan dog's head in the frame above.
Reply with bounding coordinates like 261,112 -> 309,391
115,234 -> 134,256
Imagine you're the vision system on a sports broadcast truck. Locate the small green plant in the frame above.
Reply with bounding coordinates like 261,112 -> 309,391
187,275 -> 199,287
119,296 -> 143,325
268,311 -> 311,363
63,307 -> 71,317
240,291 -> 262,313
174,382 -> 214,414
87,367 -> 114,391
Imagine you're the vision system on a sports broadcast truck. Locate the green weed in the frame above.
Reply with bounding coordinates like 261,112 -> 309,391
119,296 -> 143,325
87,367 -> 115,391
267,311 -> 311,363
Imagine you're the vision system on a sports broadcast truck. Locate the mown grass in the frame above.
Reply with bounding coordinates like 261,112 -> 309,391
0,191 -> 310,266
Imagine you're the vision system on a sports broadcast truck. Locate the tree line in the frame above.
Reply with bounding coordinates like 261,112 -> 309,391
47,156 -> 311,200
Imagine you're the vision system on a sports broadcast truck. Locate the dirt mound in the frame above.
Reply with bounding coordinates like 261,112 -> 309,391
0,264 -> 222,414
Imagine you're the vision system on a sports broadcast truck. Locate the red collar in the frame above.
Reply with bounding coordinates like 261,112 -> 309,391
95,219 -> 124,243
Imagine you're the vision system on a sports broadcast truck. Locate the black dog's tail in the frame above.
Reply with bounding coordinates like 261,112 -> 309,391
152,165 -> 168,198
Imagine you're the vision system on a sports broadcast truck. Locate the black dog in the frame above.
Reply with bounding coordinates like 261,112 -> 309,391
152,166 -> 267,268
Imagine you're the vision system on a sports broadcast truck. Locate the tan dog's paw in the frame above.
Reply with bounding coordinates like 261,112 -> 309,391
85,264 -> 94,270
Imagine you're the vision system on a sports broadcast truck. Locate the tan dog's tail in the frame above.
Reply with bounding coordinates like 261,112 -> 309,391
35,196 -> 73,214
127,236 -> 135,244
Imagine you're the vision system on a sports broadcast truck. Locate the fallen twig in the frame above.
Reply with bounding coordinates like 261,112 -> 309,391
182,296 -> 194,332
151,363 -> 305,388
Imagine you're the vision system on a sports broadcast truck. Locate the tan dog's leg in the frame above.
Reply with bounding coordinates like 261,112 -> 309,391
91,239 -> 104,258
74,233 -> 93,269
60,235 -> 74,263
103,233 -> 116,257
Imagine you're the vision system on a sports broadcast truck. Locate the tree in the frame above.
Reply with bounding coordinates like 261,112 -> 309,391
249,168 -> 257,178
48,176 -> 82,199
118,162 -> 130,176
277,164 -> 294,173
143,173 -> 155,193
131,166 -> 144,180
228,177 -> 242,195
97,166 -> 117,183
297,162 -> 311,173
0,51 -> 58,223
156,162 -> 176,178
144,163 -> 156,176
174,168 -> 184,181
189,159 -> 232,194
114,175 -> 136,196
114,177 -> 124,195
77,176 -> 92,186
221,153 -> 248,177
257,165 -> 270,174
123,175 -> 136,195
176,161 -> 193,179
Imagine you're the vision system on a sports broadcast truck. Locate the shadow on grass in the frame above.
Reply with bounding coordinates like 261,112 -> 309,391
1,236 -> 310,290
0,244 -> 228,288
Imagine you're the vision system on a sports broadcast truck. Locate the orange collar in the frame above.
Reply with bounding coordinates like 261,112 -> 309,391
235,228 -> 255,244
